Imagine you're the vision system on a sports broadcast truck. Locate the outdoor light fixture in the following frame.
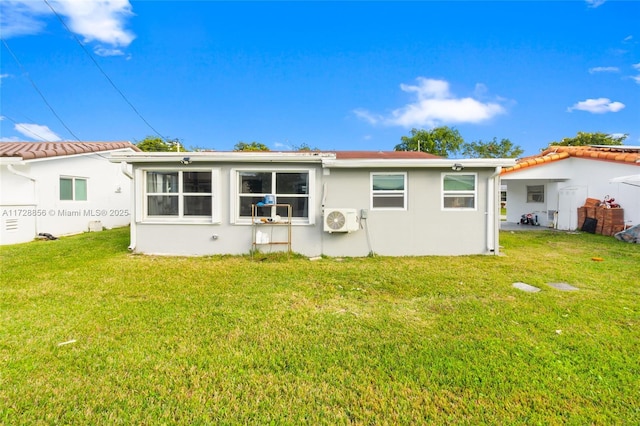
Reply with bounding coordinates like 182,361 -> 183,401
452,163 -> 464,171
180,157 -> 192,165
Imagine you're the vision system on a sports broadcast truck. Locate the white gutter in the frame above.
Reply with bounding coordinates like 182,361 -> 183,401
7,162 -> 35,182
486,166 -> 502,255
120,161 -> 133,179
110,151 -> 335,164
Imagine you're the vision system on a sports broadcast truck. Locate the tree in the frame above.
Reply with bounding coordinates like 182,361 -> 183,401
233,141 -> 270,151
291,142 -> 320,151
135,136 -> 186,152
394,127 -> 464,158
461,137 -> 524,159
548,131 -> 627,148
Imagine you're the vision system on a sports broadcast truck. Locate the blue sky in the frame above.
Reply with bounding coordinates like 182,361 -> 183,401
1,0 -> 639,157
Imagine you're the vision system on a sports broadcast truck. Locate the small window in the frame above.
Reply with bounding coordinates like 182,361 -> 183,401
60,177 -> 87,201
442,173 -> 476,210
371,173 -> 406,210
527,185 -> 544,203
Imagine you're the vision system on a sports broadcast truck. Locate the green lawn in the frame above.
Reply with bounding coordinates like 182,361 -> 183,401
1,227 -> 639,424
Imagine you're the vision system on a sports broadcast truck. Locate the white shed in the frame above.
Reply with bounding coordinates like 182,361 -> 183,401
0,141 -> 139,245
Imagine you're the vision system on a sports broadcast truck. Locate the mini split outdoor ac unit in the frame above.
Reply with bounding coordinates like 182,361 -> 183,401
324,208 -> 359,233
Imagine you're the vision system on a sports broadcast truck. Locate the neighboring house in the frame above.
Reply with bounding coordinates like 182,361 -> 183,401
500,145 -> 640,230
110,150 -> 515,257
0,141 -> 140,245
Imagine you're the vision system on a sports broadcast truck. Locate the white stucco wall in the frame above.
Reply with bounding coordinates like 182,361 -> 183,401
502,158 -> 640,229
0,150 -> 134,245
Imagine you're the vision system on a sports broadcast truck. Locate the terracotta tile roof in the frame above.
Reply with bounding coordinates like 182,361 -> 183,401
333,151 -> 442,159
0,141 -> 140,160
501,145 -> 640,175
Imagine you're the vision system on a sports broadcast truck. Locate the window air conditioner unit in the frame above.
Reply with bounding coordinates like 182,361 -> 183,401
324,208 -> 359,233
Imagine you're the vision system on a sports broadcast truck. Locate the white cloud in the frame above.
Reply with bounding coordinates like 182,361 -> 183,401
585,0 -> 606,8
633,63 -> 640,71
355,77 -> 506,128
567,98 -> 625,114
55,0 -> 135,47
14,123 -> 62,141
0,0 -> 135,53
94,47 -> 125,57
0,136 -> 22,142
631,75 -> 640,85
588,67 -> 619,74
0,1 -> 50,38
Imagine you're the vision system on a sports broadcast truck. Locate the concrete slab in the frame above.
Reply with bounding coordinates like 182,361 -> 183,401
548,282 -> 579,291
513,282 -> 541,293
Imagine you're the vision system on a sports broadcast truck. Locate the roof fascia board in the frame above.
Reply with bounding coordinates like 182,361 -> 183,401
109,152 -> 335,164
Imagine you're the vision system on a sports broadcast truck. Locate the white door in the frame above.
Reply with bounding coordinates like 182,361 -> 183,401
557,187 -> 587,230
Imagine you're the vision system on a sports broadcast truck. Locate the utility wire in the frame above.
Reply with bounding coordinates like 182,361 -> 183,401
43,0 -> 166,141
1,38 -> 82,141
1,114 -> 56,141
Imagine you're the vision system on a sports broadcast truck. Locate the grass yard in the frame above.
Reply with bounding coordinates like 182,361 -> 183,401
1,227 -> 639,424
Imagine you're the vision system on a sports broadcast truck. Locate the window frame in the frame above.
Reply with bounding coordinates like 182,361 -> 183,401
59,176 -> 88,201
142,168 -> 220,224
231,167 -> 315,225
526,185 -> 545,203
441,172 -> 478,211
370,172 -> 407,211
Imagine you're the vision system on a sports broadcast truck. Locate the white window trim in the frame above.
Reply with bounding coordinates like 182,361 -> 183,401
59,176 -> 88,202
230,167 -> 315,225
526,185 -> 545,203
370,172 -> 407,211
140,168 -> 220,224
441,172 -> 478,211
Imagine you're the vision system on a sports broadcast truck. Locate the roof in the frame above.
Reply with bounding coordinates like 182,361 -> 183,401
501,145 -> 640,175
332,151 -> 441,160
0,141 -> 140,160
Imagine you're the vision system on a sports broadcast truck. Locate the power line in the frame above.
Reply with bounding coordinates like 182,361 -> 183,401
1,38 -> 82,141
1,114 -> 56,141
43,0 -> 166,141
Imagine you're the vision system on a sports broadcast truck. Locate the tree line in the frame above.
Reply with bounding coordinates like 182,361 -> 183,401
135,129 -> 627,158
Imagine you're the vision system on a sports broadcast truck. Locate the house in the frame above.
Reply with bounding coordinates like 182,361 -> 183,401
500,145 -> 640,230
109,150 -> 515,257
0,141 -> 140,245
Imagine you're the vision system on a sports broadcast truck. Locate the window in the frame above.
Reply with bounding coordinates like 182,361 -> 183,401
145,170 -> 215,220
236,170 -> 311,222
371,173 -> 406,209
60,177 -> 87,201
442,173 -> 477,210
527,185 -> 544,203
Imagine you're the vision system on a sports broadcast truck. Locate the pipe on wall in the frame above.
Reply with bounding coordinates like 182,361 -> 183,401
486,166 -> 502,255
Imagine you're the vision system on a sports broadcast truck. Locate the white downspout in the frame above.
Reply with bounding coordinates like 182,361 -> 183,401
486,166 -> 502,255
119,162 -> 136,251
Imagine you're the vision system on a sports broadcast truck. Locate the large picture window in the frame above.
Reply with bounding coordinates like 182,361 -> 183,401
442,173 -> 477,210
371,173 -> 406,209
236,170 -> 311,221
145,170 -> 214,220
60,177 -> 87,201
